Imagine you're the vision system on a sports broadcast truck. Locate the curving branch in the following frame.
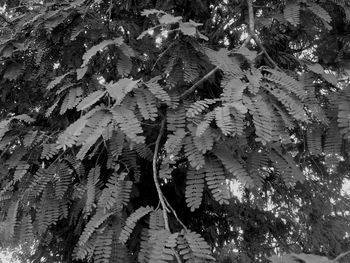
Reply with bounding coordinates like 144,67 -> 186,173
0,14 -> 13,25
246,0 -> 279,69
152,119 -> 183,263
181,0 -> 279,99
152,42 -> 176,70
164,196 -> 187,230
180,66 -> 219,99
247,0 -> 255,35
331,250 -> 350,263
152,118 -> 170,231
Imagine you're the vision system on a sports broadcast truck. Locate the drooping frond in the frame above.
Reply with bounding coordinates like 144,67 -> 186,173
55,162 -> 72,199
193,128 -> 214,154
272,102 -> 296,130
221,77 -> 246,103
177,231 -> 215,262
5,147 -> 26,170
246,151 -> 269,188
107,131 -> 124,168
307,2 -> 332,29
183,56 -> 200,83
303,84 -> 329,124
338,97 -> 350,140
96,173 -> 132,214
0,162 -> 29,197
119,206 -> 153,244
284,1 -> 300,26
159,162 -> 174,179
76,90 -> 106,111
184,135 -> 205,170
306,126 -> 323,155
164,128 -> 186,157
186,98 -> 219,118
106,78 -> 138,105
81,38 -> 123,67
134,143 -> 154,161
144,76 -> 171,103
60,86 -> 83,114
214,146 -> 253,188
29,167 -> 55,197
0,115 -> 34,141
215,105 -> 234,136
93,227 -> 114,263
37,189 -> 60,235
78,211 -> 114,246
41,143 -> 60,160
85,165 -> 100,215
204,158 -> 230,205
111,106 -> 145,144
73,232 -> 98,260
229,106 -> 246,136
266,85 -> 308,122
195,111 -> 215,137
149,209 -> 165,231
23,130 -> 39,148
185,168 -> 206,211
167,106 -> 186,132
14,162 -> 30,182
47,72 -> 72,90
147,230 -> 177,262
324,121 -> 342,155
270,147 -> 305,186
19,214 -> 34,243
138,210 -> 166,262
76,111 -> 112,160
3,199 -> 19,240
117,51 -> 133,77
263,69 -> 306,100
167,60 -> 184,88
203,47 -> 243,76
45,99 -> 60,117
245,95 -> 282,144
134,89 -> 158,121
120,149 -> 141,181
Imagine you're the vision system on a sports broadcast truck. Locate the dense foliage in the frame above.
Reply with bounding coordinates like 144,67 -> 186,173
0,0 -> 350,262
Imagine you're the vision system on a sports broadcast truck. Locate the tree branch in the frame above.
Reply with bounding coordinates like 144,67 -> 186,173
152,119 -> 183,263
164,196 -> 187,230
180,66 -> 219,99
152,42 -> 175,71
152,118 -> 170,231
246,0 -> 279,69
332,250 -> 350,263
180,0 -> 278,99
252,34 -> 279,69
247,0 -> 255,35
0,13 -> 13,25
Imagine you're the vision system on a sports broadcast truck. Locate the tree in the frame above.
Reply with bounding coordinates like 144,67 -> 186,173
0,0 -> 350,262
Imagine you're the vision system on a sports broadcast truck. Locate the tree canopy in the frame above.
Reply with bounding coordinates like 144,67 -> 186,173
0,0 -> 350,262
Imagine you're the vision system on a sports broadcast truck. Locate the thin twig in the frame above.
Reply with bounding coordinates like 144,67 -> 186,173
246,0 -> 279,69
241,35 -> 252,48
252,34 -> 279,69
247,0 -> 255,35
152,42 -> 175,71
331,250 -> 350,263
152,120 -> 182,263
180,66 -> 219,99
152,118 -> 170,231
0,14 -> 13,25
173,251 -> 183,263
0,142 -> 13,159
164,196 -> 187,230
